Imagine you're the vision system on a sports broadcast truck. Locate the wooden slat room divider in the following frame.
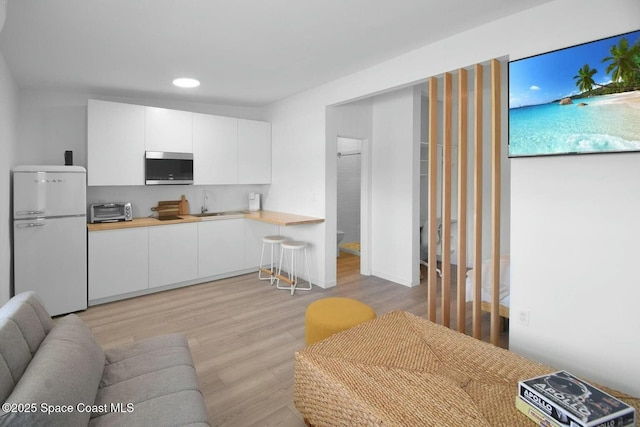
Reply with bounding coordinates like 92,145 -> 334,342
427,78 -> 439,322
456,68 -> 468,333
426,59 -> 503,345
472,63 -> 484,339
441,72 -> 453,328
490,59 -> 502,345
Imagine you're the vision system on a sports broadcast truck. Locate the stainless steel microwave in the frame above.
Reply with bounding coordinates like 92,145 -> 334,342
145,151 -> 194,185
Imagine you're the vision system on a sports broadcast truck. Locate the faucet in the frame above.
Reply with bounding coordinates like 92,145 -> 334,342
201,190 -> 209,214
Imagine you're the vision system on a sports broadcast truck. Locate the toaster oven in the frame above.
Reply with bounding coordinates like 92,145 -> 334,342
90,202 -> 133,223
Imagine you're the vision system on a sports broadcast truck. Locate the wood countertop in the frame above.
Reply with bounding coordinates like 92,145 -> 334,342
87,215 -> 200,231
243,210 -> 325,226
87,210 -> 324,231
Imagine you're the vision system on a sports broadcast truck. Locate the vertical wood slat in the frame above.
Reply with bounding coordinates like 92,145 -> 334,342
456,68 -> 468,333
490,59 -> 502,345
427,77 -> 439,322
441,73 -> 453,327
472,64 -> 484,339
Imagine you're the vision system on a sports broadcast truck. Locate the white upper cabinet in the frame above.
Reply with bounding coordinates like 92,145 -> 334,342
144,106 -> 193,153
87,99 -> 145,186
87,100 -> 271,186
192,113 -> 238,185
238,119 -> 271,184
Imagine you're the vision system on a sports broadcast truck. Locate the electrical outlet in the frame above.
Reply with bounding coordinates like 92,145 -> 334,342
519,309 -> 530,326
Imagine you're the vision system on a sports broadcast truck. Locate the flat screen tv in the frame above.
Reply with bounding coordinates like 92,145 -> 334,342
508,29 -> 640,158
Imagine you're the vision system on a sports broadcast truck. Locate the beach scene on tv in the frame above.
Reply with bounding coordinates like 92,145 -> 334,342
509,30 -> 640,157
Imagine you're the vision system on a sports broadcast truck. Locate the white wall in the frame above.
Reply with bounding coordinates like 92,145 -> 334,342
0,51 -> 17,305
511,154 -> 640,395
370,87 -> 421,286
266,0 -> 640,395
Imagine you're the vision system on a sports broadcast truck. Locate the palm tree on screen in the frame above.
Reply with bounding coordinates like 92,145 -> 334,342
573,64 -> 598,93
602,36 -> 640,88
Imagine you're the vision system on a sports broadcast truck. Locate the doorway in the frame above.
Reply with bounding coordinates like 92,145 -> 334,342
336,136 -> 365,281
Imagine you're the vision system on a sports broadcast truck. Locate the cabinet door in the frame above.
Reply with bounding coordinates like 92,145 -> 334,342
148,223 -> 198,288
193,113 -> 238,185
244,219 -> 280,270
198,219 -> 245,278
87,100 -> 145,186
88,227 -> 149,301
238,119 -> 271,184
145,106 -> 193,153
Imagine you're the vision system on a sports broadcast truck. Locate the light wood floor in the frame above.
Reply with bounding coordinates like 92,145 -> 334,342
78,252 -> 507,426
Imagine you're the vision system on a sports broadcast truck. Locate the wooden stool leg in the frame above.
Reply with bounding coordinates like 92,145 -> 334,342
269,242 -> 276,285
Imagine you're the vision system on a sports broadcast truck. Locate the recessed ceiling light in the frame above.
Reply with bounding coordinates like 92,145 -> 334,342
173,78 -> 200,88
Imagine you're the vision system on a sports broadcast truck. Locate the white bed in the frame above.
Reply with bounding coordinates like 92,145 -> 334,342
465,255 -> 510,318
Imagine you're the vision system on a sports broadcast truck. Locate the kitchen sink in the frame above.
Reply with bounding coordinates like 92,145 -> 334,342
192,212 -> 227,217
190,210 -> 251,219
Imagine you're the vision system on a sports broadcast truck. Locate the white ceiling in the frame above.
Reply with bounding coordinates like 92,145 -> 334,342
0,0 -> 550,107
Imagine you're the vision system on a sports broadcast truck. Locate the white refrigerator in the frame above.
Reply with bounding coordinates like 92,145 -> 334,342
13,165 -> 87,316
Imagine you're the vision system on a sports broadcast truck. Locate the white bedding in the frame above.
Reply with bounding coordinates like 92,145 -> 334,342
464,255 -> 510,308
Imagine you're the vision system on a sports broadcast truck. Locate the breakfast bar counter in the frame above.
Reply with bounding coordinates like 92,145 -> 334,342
87,209 -> 324,231
243,210 -> 325,226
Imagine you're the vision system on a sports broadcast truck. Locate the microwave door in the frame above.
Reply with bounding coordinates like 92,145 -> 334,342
145,151 -> 193,185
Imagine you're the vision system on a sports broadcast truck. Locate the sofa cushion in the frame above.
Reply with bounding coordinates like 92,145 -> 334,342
0,314 -> 105,426
0,291 -> 54,402
101,332 -> 190,365
90,333 -> 209,426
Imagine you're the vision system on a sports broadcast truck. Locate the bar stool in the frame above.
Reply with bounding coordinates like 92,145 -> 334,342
258,235 -> 287,285
276,240 -> 312,295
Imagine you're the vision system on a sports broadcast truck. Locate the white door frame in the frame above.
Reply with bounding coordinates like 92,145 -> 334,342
360,137 -> 372,275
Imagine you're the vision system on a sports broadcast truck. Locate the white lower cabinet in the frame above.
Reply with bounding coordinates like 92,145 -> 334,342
148,223 -> 198,288
244,219 -> 280,270
89,218 -> 278,303
88,227 -> 149,301
198,219 -> 245,278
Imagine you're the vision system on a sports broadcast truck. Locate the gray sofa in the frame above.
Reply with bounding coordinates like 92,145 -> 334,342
0,292 -> 210,426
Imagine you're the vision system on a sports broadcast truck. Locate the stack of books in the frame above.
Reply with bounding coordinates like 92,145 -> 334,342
516,371 -> 636,427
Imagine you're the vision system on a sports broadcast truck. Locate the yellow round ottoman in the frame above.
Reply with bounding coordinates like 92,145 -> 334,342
305,297 -> 376,345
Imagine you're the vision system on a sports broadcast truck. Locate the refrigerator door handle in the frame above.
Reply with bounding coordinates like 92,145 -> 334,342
16,222 -> 46,228
16,210 -> 46,216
